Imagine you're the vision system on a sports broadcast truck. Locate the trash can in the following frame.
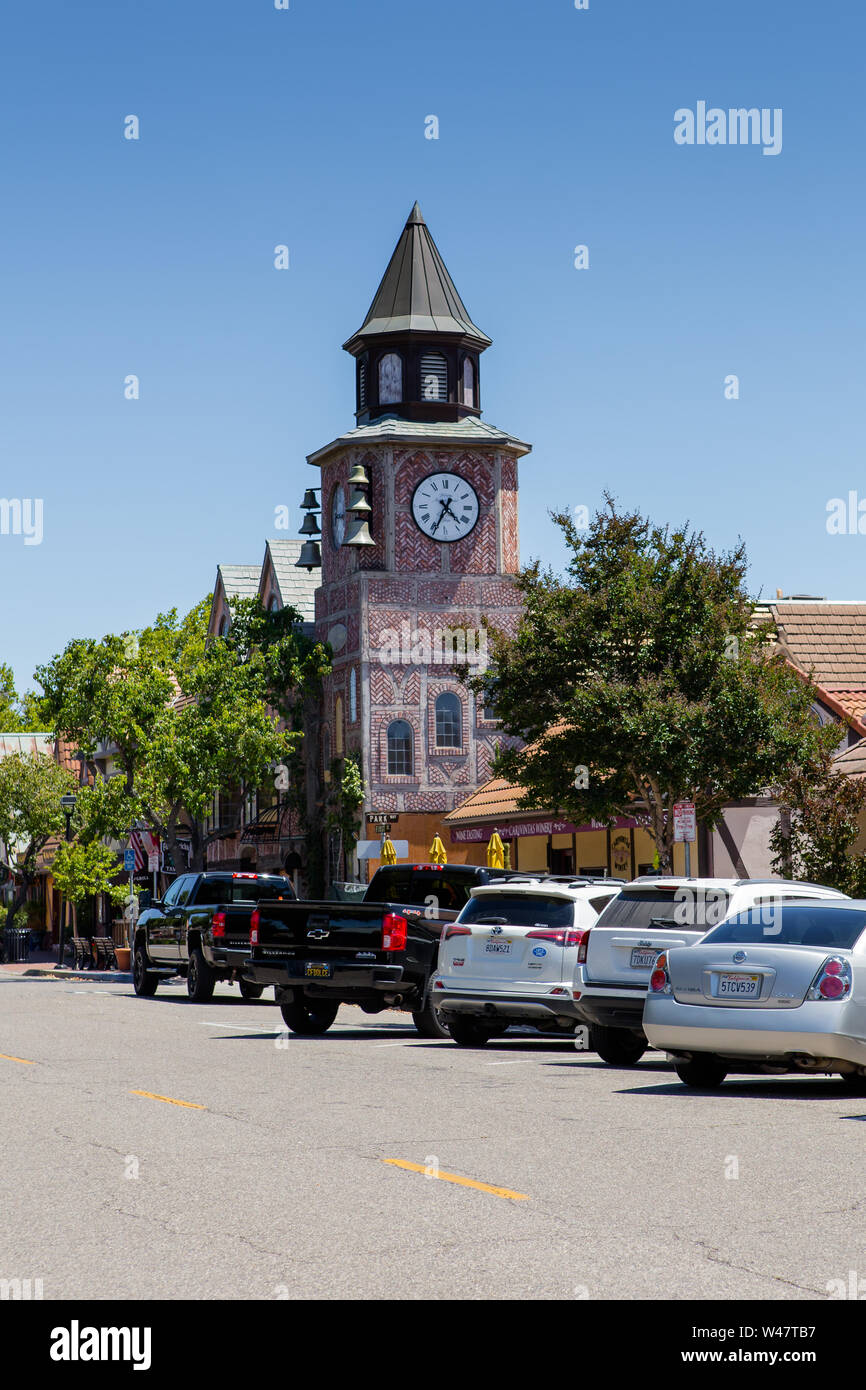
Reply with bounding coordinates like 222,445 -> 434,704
2,927 -> 31,963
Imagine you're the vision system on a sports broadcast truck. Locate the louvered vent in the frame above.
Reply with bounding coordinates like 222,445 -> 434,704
358,361 -> 367,408
420,353 -> 448,401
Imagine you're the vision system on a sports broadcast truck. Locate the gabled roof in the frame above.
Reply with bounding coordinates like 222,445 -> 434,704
343,203 -> 491,353
262,539 -> 318,624
217,564 -> 262,600
833,736 -> 866,779
769,601 -> 866,686
444,775 -> 535,826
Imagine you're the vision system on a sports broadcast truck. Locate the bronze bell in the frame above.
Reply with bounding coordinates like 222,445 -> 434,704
344,518 -> 375,547
346,488 -> 371,515
300,488 -> 320,511
299,511 -> 321,535
346,463 -> 370,488
295,540 -> 322,570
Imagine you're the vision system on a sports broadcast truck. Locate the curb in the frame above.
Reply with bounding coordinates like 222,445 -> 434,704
5,968 -> 133,983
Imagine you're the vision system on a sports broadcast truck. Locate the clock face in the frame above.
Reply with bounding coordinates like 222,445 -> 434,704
331,484 -> 346,548
411,473 -> 480,542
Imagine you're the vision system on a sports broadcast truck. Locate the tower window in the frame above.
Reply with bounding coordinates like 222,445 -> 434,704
378,353 -> 403,405
359,359 -> 367,409
462,356 -> 475,408
435,692 -> 462,748
420,352 -> 448,401
387,720 -> 414,776
335,696 -> 344,756
349,668 -> 358,723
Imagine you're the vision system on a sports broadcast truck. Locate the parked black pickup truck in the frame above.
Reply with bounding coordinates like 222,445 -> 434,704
133,871 -> 296,1002
246,863 -> 524,1036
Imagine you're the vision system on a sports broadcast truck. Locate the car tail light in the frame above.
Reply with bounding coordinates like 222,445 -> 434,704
442,924 -> 472,942
809,957 -> 851,1001
249,909 -> 259,946
232,872 -> 259,879
413,864 -> 444,872
577,929 -> 590,964
382,913 -> 407,951
212,911 -> 226,939
526,928 -> 588,948
650,954 -> 671,994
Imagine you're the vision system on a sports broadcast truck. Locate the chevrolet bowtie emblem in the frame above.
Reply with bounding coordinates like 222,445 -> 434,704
307,928 -> 329,940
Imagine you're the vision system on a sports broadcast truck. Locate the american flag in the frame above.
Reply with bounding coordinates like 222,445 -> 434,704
130,830 -> 160,872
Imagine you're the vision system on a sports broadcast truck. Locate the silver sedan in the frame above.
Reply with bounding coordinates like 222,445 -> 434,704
642,899 -> 866,1089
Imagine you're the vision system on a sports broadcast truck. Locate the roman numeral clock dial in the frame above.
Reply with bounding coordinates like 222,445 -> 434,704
411,473 -> 479,542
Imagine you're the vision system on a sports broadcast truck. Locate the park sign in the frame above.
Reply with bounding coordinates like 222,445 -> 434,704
673,802 -> 696,843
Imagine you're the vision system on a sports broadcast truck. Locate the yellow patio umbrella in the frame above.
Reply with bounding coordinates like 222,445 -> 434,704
429,835 -> 447,865
486,831 -> 505,870
380,836 -> 398,866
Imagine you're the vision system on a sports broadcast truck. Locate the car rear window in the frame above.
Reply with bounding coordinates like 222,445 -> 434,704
593,887 -> 731,931
703,905 -> 866,950
369,870 -> 471,911
459,895 -> 574,929
194,877 -> 295,906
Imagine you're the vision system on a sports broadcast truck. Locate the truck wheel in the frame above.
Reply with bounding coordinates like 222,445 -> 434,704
279,998 -> 339,1034
187,947 -> 216,1003
674,1056 -> 727,1089
133,944 -> 159,997
412,989 -> 450,1038
446,1016 -> 493,1047
592,1026 -> 646,1066
239,979 -> 264,1001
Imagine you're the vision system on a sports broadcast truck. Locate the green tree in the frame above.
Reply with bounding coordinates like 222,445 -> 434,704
769,741 -> 866,895
51,840 -> 131,913
36,595 -> 329,876
0,663 -> 47,732
325,752 -> 366,882
468,497 -> 827,873
0,753 -> 76,929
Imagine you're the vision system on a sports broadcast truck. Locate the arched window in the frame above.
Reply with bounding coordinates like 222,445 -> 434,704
335,696 -> 344,756
349,668 -> 358,723
268,593 -> 280,613
420,352 -> 448,401
378,353 -> 403,405
435,692 -> 462,748
218,614 -> 229,636
462,356 -> 475,408
387,720 -> 413,776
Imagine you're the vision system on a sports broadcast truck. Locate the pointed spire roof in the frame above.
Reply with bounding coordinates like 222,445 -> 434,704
343,204 -> 491,353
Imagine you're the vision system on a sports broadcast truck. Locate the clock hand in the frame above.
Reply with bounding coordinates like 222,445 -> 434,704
430,498 -> 451,535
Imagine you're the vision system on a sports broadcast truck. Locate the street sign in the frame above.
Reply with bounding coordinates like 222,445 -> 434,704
366,814 -> 399,826
356,839 -> 409,860
147,852 -> 159,872
673,802 -> 696,843
124,849 -> 135,872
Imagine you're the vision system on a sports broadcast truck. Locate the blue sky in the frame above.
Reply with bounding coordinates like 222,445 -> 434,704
1,0 -> 864,694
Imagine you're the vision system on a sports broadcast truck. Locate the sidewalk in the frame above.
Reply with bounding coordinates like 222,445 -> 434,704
0,952 -> 132,983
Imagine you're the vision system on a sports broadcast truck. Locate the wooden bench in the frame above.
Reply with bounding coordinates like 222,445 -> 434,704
71,936 -> 92,970
91,936 -> 118,971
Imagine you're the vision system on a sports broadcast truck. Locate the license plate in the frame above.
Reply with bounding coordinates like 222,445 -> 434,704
484,941 -> 512,955
630,948 -> 660,969
305,962 -> 332,979
717,973 -> 760,998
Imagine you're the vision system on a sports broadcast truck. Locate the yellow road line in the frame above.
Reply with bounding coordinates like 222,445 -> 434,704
130,1090 -> 206,1110
0,1052 -> 35,1065
383,1158 -> 529,1201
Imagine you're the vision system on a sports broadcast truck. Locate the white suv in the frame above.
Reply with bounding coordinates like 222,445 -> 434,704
575,876 -> 849,1065
431,877 -> 621,1047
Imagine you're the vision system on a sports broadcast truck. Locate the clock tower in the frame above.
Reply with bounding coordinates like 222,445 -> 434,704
305,204 -> 530,871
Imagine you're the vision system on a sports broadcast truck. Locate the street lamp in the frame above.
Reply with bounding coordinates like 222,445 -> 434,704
57,794 -> 77,969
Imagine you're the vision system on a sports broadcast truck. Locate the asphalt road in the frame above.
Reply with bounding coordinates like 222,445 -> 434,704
0,974 -> 862,1301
